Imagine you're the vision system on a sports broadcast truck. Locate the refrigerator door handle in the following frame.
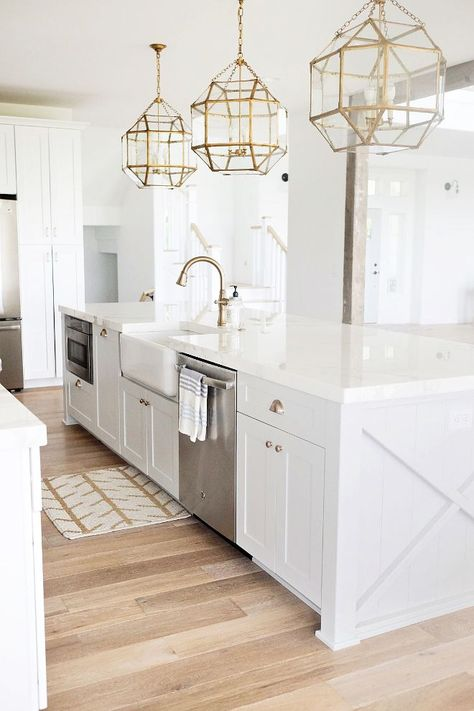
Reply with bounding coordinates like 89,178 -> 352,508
0,323 -> 21,331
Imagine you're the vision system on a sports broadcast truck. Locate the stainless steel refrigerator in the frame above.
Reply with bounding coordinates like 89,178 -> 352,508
0,196 -> 24,390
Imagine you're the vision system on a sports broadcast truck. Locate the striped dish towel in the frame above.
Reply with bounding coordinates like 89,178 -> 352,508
178,367 -> 208,442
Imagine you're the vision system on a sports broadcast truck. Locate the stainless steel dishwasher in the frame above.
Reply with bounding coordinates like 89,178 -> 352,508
177,353 -> 237,542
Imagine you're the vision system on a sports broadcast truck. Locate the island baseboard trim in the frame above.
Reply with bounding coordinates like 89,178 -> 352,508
315,631 -> 361,651
357,591 -> 474,641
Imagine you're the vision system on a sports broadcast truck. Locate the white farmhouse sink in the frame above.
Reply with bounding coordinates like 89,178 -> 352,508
120,329 -> 208,398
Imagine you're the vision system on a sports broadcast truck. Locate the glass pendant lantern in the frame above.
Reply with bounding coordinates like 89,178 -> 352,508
310,0 -> 446,155
122,44 -> 196,188
191,0 -> 288,175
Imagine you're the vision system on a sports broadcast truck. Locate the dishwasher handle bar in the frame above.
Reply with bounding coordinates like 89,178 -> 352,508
175,364 -> 235,391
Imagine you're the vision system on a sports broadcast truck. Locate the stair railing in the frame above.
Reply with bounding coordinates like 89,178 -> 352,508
186,223 -> 222,317
250,217 -> 287,304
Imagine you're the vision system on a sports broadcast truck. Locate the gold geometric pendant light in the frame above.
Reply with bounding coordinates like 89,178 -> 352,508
310,0 -> 446,155
191,0 -> 288,175
122,44 -> 196,188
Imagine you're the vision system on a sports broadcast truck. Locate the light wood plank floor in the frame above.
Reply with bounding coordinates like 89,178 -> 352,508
17,387 -> 474,710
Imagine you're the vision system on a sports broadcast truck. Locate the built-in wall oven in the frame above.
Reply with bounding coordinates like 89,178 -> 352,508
65,316 -> 93,384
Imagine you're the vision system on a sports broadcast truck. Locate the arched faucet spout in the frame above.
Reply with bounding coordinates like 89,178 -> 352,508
176,256 -> 229,327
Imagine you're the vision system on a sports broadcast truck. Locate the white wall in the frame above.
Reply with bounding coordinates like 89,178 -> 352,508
117,186 -> 155,302
287,108 -> 347,321
371,132 -> 474,324
418,156 -> 474,323
83,227 -> 118,303
82,126 -> 128,210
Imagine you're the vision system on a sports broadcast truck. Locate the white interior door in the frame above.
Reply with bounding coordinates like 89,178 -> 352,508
49,129 -> 83,245
366,168 -> 416,324
15,126 -> 51,244
364,209 -> 382,324
52,245 -> 85,379
19,245 -> 55,380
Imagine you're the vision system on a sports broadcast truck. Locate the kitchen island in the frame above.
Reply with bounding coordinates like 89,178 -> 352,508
59,302 -> 474,650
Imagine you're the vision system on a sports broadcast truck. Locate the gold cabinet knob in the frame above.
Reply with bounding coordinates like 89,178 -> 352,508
269,399 -> 285,415
100,328 -> 108,338
275,445 -> 284,453
75,379 -> 82,388
265,441 -> 273,448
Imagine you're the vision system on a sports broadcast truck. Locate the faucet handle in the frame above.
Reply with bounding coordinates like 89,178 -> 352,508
214,297 -> 230,306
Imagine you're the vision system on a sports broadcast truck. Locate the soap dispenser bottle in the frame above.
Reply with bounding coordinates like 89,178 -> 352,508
229,285 -> 243,330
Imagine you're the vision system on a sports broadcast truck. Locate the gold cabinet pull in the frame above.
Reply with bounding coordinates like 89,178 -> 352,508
275,445 -> 284,453
269,399 -> 284,415
265,441 -> 273,449
100,328 -> 108,337
75,379 -> 82,389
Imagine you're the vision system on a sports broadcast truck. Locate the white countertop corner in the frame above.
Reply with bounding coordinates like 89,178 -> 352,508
0,387 -> 47,449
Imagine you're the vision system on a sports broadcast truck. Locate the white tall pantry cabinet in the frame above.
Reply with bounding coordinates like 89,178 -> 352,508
14,120 -> 85,384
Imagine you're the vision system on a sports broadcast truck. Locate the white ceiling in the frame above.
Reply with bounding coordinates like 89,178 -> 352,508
2,0 -> 474,128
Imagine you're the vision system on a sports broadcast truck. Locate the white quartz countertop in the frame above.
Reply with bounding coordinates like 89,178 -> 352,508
59,302 -> 189,333
59,303 -> 474,403
0,386 -> 47,449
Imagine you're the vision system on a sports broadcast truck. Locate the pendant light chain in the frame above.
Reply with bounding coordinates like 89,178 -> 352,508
237,0 -> 244,61
209,0 -> 270,92
156,48 -> 161,99
390,0 -> 424,26
335,0 -> 376,36
335,0 -> 424,36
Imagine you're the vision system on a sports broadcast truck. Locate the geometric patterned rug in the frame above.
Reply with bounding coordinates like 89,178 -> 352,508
42,465 -> 190,539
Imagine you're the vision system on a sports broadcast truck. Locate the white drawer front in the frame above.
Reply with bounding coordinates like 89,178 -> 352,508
237,374 -> 327,446
65,371 -> 96,431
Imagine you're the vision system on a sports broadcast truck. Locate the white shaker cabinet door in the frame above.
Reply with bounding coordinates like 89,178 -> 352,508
237,414 -> 277,570
0,124 -> 16,194
147,391 -> 179,498
15,126 -> 51,244
94,326 -> 120,452
119,378 -> 148,473
52,244 -> 85,378
274,430 -> 325,608
19,245 -> 55,381
49,129 -> 83,245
